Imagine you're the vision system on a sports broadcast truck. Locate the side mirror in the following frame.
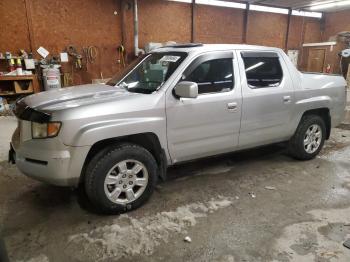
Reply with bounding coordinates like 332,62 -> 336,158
174,81 -> 198,99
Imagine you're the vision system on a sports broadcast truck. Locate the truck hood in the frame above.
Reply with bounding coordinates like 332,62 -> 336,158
22,84 -> 136,112
14,84 -> 144,122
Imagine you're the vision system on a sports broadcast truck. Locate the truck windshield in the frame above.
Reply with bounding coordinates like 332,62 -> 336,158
106,52 -> 187,94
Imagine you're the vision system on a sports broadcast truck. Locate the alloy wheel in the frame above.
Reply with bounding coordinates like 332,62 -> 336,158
303,124 -> 322,154
104,159 -> 149,204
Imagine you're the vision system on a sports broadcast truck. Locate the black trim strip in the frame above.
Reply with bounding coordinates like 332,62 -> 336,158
25,158 -> 48,165
14,100 -> 51,123
161,43 -> 203,48
241,52 -> 279,58
184,51 -> 234,78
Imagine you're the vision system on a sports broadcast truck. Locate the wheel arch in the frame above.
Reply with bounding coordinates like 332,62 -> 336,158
80,132 -> 167,184
300,108 -> 331,139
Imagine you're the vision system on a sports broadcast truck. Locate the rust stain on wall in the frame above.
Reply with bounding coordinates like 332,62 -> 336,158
0,0 -> 332,85
195,5 -> 244,44
121,0 -> 135,64
288,16 -> 305,50
1,0 -> 123,85
247,11 -> 287,49
322,10 -> 350,75
138,0 -> 191,47
323,10 -> 350,40
29,0 -> 122,84
0,0 -> 31,52
303,20 -> 322,43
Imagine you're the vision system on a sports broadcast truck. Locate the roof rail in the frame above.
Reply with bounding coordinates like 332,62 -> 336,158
162,43 -> 203,48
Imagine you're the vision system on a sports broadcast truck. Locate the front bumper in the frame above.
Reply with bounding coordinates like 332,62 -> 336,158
10,127 -> 90,187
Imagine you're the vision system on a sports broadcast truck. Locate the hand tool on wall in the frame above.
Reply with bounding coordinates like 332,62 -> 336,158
117,45 -> 126,67
63,73 -> 73,87
83,46 -> 98,64
66,45 -> 82,69
82,46 -> 98,71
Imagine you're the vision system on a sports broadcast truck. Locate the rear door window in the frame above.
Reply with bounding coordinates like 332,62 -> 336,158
241,52 -> 283,89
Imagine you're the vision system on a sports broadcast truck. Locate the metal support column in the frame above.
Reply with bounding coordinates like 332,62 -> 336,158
285,8 -> 292,51
191,0 -> 196,43
242,4 -> 250,44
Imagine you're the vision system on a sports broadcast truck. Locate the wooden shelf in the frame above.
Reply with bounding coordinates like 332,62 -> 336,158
0,92 -> 33,97
0,57 -> 22,60
0,75 -> 36,81
0,74 -> 40,97
0,92 -> 16,96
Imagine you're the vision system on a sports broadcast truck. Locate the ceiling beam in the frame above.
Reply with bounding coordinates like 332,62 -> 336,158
245,0 -> 266,3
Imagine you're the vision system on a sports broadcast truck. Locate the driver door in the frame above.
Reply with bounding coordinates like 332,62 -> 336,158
166,51 -> 242,163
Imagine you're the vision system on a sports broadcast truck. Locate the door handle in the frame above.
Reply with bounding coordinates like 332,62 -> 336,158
283,96 -> 292,104
227,102 -> 238,112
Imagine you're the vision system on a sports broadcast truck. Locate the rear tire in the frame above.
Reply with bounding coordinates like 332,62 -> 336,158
84,143 -> 158,214
288,115 -> 326,160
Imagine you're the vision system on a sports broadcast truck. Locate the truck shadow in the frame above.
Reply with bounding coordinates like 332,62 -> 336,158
2,143 -> 291,236
165,143 -> 288,182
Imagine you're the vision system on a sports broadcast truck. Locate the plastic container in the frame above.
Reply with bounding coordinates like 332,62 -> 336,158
42,65 -> 62,91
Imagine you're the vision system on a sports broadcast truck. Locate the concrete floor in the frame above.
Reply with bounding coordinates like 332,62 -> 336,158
1,117 -> 350,262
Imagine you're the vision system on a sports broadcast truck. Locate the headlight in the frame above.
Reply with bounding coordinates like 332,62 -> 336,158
31,122 -> 62,139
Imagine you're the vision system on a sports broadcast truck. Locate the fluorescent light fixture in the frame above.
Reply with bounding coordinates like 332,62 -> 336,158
302,41 -> 337,47
246,62 -> 265,72
310,0 -> 350,10
167,0 -> 322,18
250,4 -> 289,14
292,10 -> 322,18
196,0 -> 246,9
167,0 -> 192,3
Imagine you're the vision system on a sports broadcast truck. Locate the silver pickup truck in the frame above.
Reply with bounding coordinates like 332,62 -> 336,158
9,44 -> 347,214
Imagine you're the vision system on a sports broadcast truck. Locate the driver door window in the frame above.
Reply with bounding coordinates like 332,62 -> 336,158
183,58 -> 234,94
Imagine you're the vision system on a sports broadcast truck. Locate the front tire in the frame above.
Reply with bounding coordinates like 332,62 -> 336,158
288,115 -> 326,160
84,143 -> 158,214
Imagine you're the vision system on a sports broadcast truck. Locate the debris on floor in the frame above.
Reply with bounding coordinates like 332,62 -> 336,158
16,254 -> 50,262
67,196 -> 233,261
248,192 -> 256,198
184,236 -> 192,243
273,206 -> 350,261
319,250 -> 342,259
2,126 -> 350,262
264,186 -> 277,190
343,238 -> 350,249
